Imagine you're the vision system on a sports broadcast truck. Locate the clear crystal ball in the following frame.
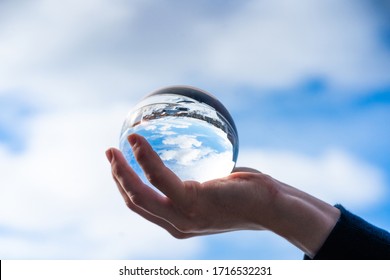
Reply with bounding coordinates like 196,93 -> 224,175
119,86 -> 239,183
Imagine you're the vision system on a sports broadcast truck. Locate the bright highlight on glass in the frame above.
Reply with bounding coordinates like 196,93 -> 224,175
119,86 -> 239,183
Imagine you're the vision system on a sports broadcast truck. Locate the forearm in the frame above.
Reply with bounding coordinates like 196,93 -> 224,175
254,175 -> 340,258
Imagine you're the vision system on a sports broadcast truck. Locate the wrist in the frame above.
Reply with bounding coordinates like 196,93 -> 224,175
262,177 -> 340,257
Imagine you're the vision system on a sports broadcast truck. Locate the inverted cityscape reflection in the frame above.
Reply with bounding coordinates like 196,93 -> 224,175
119,86 -> 238,185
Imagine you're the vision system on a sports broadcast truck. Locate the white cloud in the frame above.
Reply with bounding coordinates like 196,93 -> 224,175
160,145 -> 213,166
159,120 -> 191,132
0,108 -> 202,259
202,0 -> 390,90
158,129 -> 235,180
0,0 -> 389,260
1,0 -> 389,111
237,148 -> 387,210
0,0 -> 154,108
162,148 -> 235,183
163,135 -> 202,149
185,151 -> 235,183
144,124 -> 157,131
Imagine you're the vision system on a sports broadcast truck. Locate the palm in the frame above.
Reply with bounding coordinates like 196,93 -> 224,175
107,134 -> 274,238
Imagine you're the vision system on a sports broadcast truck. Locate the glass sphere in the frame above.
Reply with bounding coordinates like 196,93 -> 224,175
119,85 -> 239,184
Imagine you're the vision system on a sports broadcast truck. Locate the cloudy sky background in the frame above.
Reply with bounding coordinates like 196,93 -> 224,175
1,0 -> 389,259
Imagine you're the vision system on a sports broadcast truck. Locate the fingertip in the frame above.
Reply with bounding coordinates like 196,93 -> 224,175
128,133 -> 139,147
232,167 -> 262,174
105,148 -> 114,163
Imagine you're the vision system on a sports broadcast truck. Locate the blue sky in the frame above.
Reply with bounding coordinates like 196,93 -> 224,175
0,0 -> 389,259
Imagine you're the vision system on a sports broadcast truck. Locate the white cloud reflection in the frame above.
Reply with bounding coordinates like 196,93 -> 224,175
163,135 -> 202,149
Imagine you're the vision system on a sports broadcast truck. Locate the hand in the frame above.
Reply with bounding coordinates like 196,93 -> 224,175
106,134 -> 282,238
106,134 -> 340,257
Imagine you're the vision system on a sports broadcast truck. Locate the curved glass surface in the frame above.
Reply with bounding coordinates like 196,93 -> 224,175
119,86 -> 239,184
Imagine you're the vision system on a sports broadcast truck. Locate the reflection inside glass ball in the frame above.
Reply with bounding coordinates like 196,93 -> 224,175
119,90 -> 238,184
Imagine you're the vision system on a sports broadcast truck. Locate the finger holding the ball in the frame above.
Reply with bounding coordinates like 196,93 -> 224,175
128,134 -> 187,203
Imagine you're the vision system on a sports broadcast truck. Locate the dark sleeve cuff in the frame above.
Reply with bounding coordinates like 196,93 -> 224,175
304,204 -> 390,260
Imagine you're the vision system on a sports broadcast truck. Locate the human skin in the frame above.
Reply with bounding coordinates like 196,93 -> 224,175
106,134 -> 340,258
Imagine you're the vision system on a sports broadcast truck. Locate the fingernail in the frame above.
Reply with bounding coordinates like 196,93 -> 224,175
105,149 -> 113,163
128,134 -> 138,147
